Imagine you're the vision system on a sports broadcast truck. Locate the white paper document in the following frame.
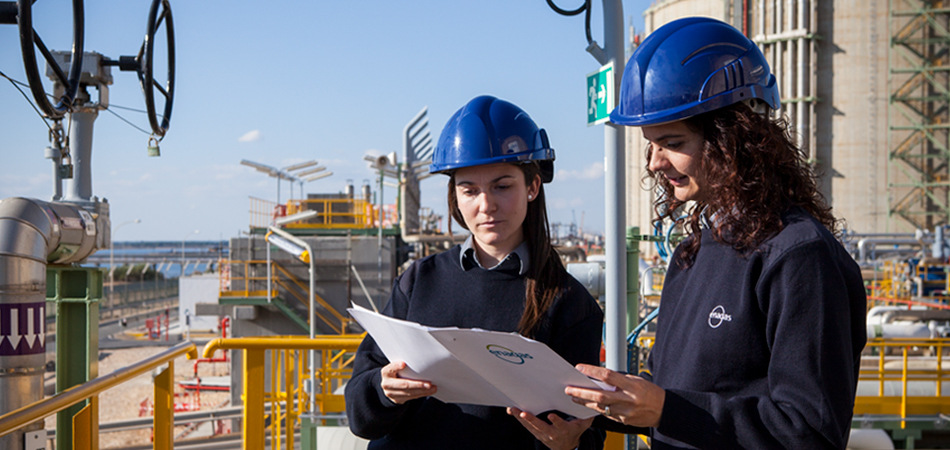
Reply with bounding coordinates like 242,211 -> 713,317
348,303 -> 611,419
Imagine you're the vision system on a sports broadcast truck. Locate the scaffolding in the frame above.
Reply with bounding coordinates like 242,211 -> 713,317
888,0 -> 950,229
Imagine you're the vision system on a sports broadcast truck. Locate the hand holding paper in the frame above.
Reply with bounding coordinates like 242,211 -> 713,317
379,360 -> 437,404
348,303 -> 611,418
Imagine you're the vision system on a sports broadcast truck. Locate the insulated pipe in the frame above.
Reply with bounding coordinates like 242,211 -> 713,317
567,262 -> 606,298
567,259 -> 655,299
847,429 -> 896,450
857,238 -> 923,261
866,322 -> 931,339
866,305 -> 923,325
0,197 -> 103,449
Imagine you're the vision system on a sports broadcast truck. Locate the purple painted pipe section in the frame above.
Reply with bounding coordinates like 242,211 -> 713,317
0,302 -> 46,356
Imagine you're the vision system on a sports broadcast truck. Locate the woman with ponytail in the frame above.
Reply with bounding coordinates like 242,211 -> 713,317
345,95 -> 605,450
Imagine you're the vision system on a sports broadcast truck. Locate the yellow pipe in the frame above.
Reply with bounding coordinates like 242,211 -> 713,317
285,350 -> 295,449
154,362 -> 174,449
245,349 -> 266,449
902,346 -> 908,429
939,342 -> 944,397
878,342 -> 885,397
0,342 -> 197,438
201,336 -> 363,358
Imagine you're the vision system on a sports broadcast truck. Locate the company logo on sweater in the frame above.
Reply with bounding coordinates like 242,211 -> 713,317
708,305 -> 732,329
487,345 -> 533,364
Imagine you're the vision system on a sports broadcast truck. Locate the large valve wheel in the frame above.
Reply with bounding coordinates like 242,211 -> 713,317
139,0 -> 175,137
15,0 -> 85,119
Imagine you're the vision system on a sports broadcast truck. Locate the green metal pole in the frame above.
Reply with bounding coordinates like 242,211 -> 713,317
48,266 -> 101,450
626,226 -> 640,335
300,415 -> 318,450
626,227 -> 641,450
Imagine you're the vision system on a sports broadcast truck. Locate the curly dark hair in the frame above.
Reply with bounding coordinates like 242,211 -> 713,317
646,102 -> 839,269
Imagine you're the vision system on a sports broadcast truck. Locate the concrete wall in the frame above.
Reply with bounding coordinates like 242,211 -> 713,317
816,0 -> 893,233
179,273 -> 221,332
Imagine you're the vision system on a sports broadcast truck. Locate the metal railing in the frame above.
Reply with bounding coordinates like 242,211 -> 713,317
219,258 -> 276,299
271,262 -> 350,333
857,338 -> 950,428
219,259 -> 351,333
249,196 -> 280,229
285,198 -> 375,229
202,335 -> 363,449
250,196 -> 400,230
0,342 -> 197,449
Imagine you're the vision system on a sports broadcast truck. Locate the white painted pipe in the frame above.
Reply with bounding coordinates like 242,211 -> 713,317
567,262 -> 606,298
848,429 -> 895,450
867,322 -> 931,339
866,305 -> 927,325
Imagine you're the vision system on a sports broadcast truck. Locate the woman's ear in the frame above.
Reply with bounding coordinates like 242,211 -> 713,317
527,174 -> 541,202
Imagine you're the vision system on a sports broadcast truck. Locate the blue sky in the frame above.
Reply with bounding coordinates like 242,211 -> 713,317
1,0 -> 651,241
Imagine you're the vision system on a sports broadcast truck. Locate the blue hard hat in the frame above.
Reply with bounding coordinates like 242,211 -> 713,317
431,95 -> 555,183
610,17 -> 780,126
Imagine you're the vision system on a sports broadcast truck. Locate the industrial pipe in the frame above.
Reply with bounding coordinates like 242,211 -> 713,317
847,429 -> 895,450
0,197 -> 107,448
857,238 -> 923,262
267,226 -> 317,414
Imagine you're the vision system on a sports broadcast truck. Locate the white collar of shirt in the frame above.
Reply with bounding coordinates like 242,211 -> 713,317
459,235 -> 530,275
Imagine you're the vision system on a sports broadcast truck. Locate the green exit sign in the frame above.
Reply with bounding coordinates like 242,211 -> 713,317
587,62 -> 615,126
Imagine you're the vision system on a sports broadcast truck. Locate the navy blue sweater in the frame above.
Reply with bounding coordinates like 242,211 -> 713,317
633,207 -> 866,449
345,246 -> 606,450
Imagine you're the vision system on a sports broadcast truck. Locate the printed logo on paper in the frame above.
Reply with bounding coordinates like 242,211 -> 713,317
708,305 -> 732,329
487,344 -> 533,364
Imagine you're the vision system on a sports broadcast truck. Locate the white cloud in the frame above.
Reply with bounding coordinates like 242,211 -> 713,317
238,130 -> 262,143
556,161 -> 604,181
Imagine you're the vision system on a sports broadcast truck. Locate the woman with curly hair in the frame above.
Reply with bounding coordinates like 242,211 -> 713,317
565,17 -> 867,449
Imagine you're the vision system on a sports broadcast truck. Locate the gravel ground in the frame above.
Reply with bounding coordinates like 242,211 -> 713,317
44,346 -> 232,449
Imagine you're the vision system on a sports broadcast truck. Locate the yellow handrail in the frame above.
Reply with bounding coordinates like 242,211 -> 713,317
271,262 -> 349,329
857,338 -> 950,428
202,336 -> 362,357
202,336 -> 364,450
219,259 -> 276,298
0,342 -> 197,440
219,259 -> 353,334
285,198 -> 375,229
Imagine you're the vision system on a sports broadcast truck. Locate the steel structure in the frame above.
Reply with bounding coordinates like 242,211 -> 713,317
752,0 -> 818,164
888,0 -> 950,229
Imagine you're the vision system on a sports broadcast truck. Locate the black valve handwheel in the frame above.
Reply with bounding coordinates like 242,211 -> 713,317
139,0 -> 175,137
16,0 -> 85,119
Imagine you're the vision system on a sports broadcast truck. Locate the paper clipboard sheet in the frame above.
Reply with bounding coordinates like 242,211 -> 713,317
347,304 -> 511,407
349,304 -> 607,418
429,329 -> 602,418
